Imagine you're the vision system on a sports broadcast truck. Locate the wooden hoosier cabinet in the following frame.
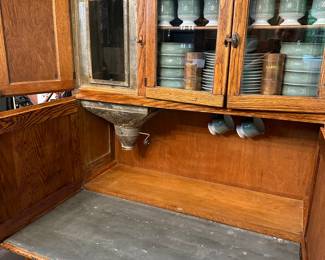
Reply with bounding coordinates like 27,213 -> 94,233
0,0 -> 325,259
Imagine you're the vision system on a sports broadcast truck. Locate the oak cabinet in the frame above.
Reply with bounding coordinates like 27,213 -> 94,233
142,0 -> 325,113
227,0 -> 325,113
0,0 -> 74,96
144,0 -> 234,107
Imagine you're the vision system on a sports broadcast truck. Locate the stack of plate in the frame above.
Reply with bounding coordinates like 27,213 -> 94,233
240,53 -> 265,94
158,42 -> 194,88
202,51 -> 215,92
281,42 -> 323,97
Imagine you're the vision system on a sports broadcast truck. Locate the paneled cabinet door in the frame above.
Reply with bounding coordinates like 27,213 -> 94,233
0,0 -> 74,96
144,0 -> 234,107
228,0 -> 325,113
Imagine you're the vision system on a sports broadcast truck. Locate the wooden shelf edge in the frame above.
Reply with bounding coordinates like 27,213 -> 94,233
76,89 -> 325,124
1,242 -> 48,260
0,97 -> 79,135
84,164 -> 304,242
228,95 -> 325,115
146,87 -> 224,107
0,80 -> 75,97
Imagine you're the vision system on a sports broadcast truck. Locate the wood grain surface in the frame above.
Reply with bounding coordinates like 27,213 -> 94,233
85,164 -> 304,242
117,110 -> 319,200
79,108 -> 115,181
0,99 -> 82,241
0,0 -> 57,82
0,0 -> 74,96
0,97 -> 78,135
76,89 -> 325,124
146,87 -> 224,107
305,129 -> 325,260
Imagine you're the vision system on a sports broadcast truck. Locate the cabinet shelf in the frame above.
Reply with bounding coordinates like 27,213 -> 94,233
249,24 -> 325,30
158,25 -> 218,31
85,164 -> 303,241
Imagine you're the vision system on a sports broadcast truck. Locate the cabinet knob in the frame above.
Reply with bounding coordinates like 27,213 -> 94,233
224,33 -> 240,48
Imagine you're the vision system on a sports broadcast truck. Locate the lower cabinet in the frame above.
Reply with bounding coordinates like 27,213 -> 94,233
0,104 -> 324,259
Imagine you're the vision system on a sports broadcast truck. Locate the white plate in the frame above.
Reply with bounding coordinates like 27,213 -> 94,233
245,53 -> 266,57
241,87 -> 261,89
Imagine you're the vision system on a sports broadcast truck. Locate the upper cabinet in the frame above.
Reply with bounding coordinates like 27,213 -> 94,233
0,0 -> 74,96
228,0 -> 325,113
144,0 -> 234,107
74,0 -> 138,93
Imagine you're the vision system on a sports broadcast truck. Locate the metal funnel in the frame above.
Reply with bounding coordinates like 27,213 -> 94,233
81,101 -> 158,150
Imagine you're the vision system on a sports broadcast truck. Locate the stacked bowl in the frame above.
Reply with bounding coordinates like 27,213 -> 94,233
311,0 -> 325,25
158,42 -> 194,88
279,0 -> 306,26
202,51 -> 216,92
281,42 -> 323,97
240,53 -> 265,94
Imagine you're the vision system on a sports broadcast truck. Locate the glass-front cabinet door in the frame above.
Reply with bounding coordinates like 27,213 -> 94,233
228,0 -> 325,113
74,0 -> 137,92
145,0 -> 234,107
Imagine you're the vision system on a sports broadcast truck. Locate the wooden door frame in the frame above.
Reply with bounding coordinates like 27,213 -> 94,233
0,0 -> 74,97
227,0 -> 325,113
144,0 -> 234,107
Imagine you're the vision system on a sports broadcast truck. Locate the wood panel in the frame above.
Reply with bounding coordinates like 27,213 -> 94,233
76,89 -> 325,124
79,108 -> 115,181
117,110 -> 319,200
0,97 -> 78,135
85,164 -> 304,242
0,0 -> 74,96
146,87 -> 224,107
1,0 -> 57,82
0,99 -> 82,241
305,129 -> 325,260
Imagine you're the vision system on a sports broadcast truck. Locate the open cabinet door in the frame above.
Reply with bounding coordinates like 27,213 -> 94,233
0,98 -> 83,241
0,0 -> 74,96
305,128 -> 325,260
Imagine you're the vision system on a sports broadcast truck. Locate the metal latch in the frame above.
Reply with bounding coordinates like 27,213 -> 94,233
224,33 -> 240,48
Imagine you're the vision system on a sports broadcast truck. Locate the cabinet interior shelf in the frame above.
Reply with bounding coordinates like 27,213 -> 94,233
85,164 -> 303,242
249,24 -> 325,30
158,25 -> 218,31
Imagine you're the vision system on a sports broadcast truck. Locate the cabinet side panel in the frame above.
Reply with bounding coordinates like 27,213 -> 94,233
306,130 -> 325,260
80,108 -> 115,181
0,0 -> 58,82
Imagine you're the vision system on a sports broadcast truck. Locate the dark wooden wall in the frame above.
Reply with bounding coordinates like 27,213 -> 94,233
117,110 -> 319,201
0,98 -> 113,241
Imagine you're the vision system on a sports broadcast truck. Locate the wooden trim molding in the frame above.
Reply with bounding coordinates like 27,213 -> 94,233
76,89 -> 325,124
146,87 -> 224,107
0,80 -> 75,97
228,95 -> 325,113
1,242 -> 49,260
0,97 -> 78,135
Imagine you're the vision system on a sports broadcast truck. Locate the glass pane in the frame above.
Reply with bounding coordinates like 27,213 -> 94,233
241,0 -> 325,97
89,0 -> 126,82
157,0 -> 220,92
